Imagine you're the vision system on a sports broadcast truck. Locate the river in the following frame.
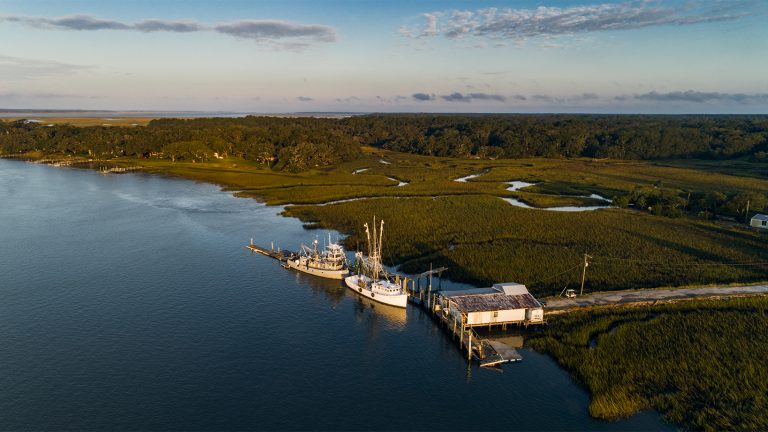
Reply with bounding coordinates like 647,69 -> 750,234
0,159 -> 670,430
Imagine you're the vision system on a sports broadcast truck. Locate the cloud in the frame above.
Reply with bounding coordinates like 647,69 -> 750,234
574,92 -> 599,101
412,93 -> 435,101
296,96 -> 314,102
399,12 -> 441,38
5,14 -> 131,31
631,90 -> 768,103
400,1 -> 755,42
0,90 -> 101,100
0,54 -> 92,80
531,94 -> 559,102
214,20 -> 336,44
0,14 -> 337,48
441,92 -> 507,102
134,19 -> 204,32
336,96 -> 361,103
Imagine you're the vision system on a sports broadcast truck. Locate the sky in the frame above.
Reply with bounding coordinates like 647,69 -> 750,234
0,0 -> 766,114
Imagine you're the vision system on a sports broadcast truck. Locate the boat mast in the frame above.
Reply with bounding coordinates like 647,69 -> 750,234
378,219 -> 385,278
371,216 -> 379,280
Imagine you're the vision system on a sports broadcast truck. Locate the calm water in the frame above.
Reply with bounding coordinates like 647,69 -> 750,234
0,159 -> 670,430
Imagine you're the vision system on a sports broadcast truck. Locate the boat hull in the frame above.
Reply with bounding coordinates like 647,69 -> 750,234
344,275 -> 408,308
286,259 -> 349,279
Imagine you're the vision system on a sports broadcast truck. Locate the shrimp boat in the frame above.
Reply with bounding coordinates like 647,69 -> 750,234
345,217 -> 408,308
285,234 -> 349,279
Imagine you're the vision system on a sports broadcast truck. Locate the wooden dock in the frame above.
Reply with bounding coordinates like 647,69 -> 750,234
404,271 -> 531,367
246,239 -> 296,262
245,240 -> 527,367
99,166 -> 143,174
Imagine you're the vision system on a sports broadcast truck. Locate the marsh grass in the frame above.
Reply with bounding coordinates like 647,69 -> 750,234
284,195 -> 768,294
528,296 -> 768,430
38,148 -> 767,291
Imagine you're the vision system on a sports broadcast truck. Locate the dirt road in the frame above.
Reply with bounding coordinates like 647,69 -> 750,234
544,284 -> 768,311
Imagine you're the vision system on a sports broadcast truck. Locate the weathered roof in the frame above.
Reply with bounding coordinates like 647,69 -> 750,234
493,282 -> 529,295
449,293 -> 542,313
442,287 -> 499,296
752,214 -> 768,222
443,282 -> 530,298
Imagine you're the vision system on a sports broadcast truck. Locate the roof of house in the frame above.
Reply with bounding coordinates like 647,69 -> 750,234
752,214 -> 768,222
442,282 -> 542,312
448,292 -> 542,313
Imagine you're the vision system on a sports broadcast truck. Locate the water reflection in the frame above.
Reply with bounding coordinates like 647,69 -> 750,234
292,271 -> 346,308
352,296 -> 407,329
289,269 -> 408,329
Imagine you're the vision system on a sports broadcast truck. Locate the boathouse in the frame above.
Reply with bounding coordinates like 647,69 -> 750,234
440,282 -> 544,328
751,214 -> 768,229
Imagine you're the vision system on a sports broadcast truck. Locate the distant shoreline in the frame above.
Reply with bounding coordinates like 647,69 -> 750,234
0,110 -> 365,119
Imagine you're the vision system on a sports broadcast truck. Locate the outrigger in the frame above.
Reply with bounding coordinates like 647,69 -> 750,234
344,217 -> 408,308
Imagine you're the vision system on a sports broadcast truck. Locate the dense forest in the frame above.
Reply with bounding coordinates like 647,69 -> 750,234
2,115 -> 768,171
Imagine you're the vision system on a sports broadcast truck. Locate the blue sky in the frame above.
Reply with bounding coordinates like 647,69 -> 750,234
0,0 -> 766,113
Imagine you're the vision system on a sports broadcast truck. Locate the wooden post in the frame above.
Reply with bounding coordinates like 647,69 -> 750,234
580,253 -> 591,296
745,200 -> 750,224
467,330 -> 473,362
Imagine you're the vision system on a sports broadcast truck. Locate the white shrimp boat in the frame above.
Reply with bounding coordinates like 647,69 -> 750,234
345,217 -> 408,308
285,234 -> 349,279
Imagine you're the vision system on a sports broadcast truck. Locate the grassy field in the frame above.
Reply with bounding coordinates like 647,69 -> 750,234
285,195 -> 768,294
17,148 -> 768,292
117,147 -> 768,205
527,296 -> 768,430
657,158 -> 768,180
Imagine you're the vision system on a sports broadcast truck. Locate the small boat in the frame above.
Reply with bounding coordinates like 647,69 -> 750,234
285,234 -> 349,279
345,217 -> 408,308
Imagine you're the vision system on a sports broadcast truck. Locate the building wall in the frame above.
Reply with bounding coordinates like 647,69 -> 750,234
751,218 -> 768,229
466,308 -> 526,325
526,308 -> 544,323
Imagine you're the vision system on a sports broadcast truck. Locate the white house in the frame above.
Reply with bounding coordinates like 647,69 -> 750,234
751,214 -> 768,229
440,282 -> 544,327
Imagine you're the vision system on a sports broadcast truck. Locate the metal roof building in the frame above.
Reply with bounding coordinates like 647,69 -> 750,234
440,282 -> 544,327
751,213 -> 768,229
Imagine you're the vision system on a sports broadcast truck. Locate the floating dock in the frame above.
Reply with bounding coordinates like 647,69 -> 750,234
246,239 -> 296,262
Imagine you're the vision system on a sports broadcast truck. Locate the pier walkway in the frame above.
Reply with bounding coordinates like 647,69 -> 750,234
406,275 -> 535,368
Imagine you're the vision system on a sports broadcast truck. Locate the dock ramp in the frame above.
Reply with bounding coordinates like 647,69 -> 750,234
479,340 -> 523,367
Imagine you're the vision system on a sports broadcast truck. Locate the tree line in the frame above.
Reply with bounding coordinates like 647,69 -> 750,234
343,114 -> 768,160
613,187 -> 766,220
2,114 -> 768,171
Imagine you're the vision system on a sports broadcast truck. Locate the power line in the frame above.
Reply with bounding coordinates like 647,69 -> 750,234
529,263 -> 582,286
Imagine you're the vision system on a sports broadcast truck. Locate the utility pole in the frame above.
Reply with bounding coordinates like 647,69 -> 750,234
745,200 -> 750,224
580,254 -> 592,296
